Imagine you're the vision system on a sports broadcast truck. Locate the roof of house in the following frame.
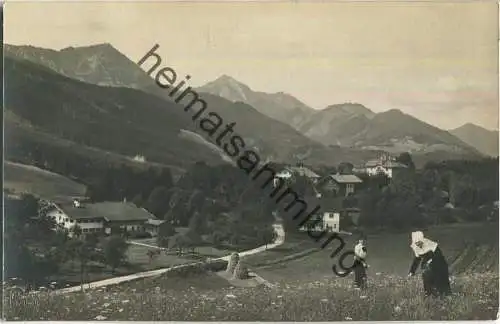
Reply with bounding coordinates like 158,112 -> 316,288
365,160 -> 407,168
276,170 -> 294,178
60,202 -> 155,222
286,166 -> 320,178
146,219 -> 165,226
328,174 -> 363,184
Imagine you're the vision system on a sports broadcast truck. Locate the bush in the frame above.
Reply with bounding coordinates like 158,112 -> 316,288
166,262 -> 206,278
203,259 -> 228,272
128,231 -> 153,239
440,209 -> 458,224
103,235 -> 129,272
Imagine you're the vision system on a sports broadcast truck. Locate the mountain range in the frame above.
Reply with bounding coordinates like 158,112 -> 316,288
4,56 -> 225,171
4,44 -> 380,170
197,75 -> 314,128
196,71 -> 490,159
450,123 -> 499,157
4,43 -> 494,174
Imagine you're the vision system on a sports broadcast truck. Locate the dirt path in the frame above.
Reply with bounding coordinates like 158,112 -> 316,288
126,241 -> 166,249
54,223 -> 285,294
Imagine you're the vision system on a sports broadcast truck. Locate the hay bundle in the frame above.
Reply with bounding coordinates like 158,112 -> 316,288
226,252 -> 240,274
232,260 -> 249,280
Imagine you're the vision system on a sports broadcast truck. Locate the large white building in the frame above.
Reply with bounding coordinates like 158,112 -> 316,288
46,199 -> 163,236
362,154 -> 407,178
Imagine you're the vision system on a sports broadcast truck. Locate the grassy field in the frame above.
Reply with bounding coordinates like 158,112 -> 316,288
124,241 -> 232,270
4,223 -> 499,321
40,240 -> 235,288
4,270 -> 498,320
4,160 -> 86,201
254,222 -> 499,283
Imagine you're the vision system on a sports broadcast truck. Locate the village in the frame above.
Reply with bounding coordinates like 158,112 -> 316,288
8,153 -> 409,243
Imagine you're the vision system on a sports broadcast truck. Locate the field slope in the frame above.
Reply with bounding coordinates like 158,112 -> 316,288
4,223 -> 498,321
253,223 -> 499,282
4,161 -> 86,202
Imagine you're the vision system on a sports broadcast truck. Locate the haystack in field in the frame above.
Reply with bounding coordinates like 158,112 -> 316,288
226,252 -> 240,274
232,260 -> 249,280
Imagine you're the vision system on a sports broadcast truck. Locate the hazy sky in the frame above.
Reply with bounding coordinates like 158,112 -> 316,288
5,1 -> 499,130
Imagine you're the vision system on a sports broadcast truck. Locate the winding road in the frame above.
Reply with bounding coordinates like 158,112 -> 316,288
54,223 -> 285,294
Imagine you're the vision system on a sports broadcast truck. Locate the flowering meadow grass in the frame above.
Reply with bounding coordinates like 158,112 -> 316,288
4,270 -> 498,321
5,223 -> 498,321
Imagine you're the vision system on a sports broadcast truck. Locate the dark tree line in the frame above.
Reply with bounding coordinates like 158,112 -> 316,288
357,156 -> 499,229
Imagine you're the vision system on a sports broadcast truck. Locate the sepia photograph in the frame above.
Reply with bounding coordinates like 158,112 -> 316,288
2,0 -> 499,321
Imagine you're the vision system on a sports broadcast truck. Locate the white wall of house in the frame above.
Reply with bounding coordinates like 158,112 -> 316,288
324,212 -> 340,233
47,208 -> 104,234
77,219 -> 104,234
298,212 -> 340,232
366,166 -> 393,178
124,224 -> 144,231
47,209 -> 75,230
276,170 -> 293,179
298,221 -> 324,232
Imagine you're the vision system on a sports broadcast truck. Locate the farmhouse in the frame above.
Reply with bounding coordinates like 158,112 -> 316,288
362,154 -> 407,178
298,210 -> 343,233
47,200 -> 161,236
274,164 -> 321,186
317,174 -> 363,197
297,192 -> 362,234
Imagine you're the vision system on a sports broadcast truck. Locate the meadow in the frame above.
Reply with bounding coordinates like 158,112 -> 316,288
4,222 -> 498,321
3,160 -> 86,201
4,270 -> 498,321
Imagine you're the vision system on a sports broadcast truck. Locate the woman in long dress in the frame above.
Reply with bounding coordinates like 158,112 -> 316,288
353,239 -> 368,289
407,231 -> 451,297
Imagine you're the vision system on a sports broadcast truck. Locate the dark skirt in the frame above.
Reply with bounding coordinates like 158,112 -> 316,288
422,247 -> 451,296
353,259 -> 367,289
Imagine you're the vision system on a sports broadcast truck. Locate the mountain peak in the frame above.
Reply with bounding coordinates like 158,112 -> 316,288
217,74 -> 237,81
5,42 -> 156,89
450,122 -> 499,157
211,74 -> 248,88
198,75 -> 252,102
382,108 -> 404,114
323,103 -> 375,118
60,43 -> 117,52
453,122 -> 484,131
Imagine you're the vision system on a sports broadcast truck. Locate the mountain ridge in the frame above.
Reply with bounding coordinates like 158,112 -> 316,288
450,123 -> 499,157
5,46 -> 383,167
197,74 -> 315,128
5,42 -> 484,165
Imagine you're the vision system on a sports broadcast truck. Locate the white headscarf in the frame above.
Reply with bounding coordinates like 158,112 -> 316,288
354,240 -> 367,259
410,231 -> 438,257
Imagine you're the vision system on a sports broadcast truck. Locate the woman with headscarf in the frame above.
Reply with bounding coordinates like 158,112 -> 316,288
353,239 -> 368,289
408,231 -> 451,297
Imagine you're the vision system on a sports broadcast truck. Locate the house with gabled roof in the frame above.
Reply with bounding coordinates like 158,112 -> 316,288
317,173 -> 363,197
363,154 -> 407,178
46,199 -> 162,236
274,163 -> 321,188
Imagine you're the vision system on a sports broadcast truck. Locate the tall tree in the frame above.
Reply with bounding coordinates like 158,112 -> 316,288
396,152 -> 415,170
188,211 -> 205,237
103,235 -> 128,273
338,162 -> 354,175
145,186 -> 170,218
156,222 -> 176,247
